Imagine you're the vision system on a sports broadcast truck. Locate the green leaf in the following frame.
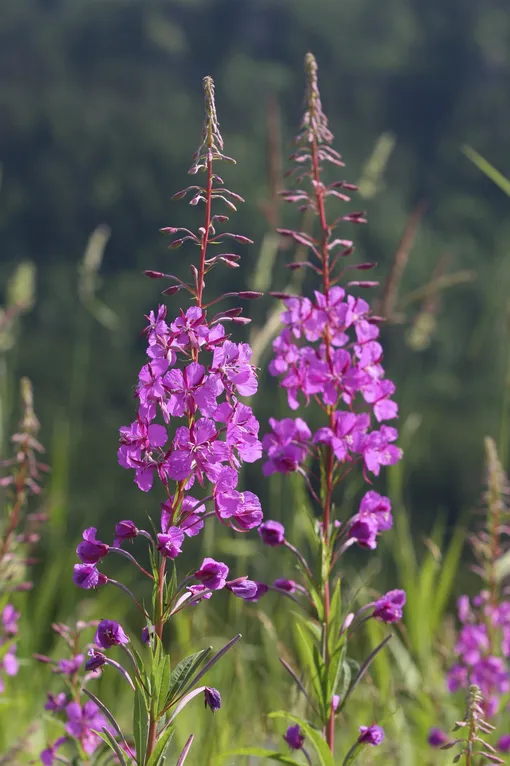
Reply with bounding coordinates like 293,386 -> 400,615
342,742 -> 363,766
463,145 -> 510,197
82,688 -> 129,747
333,655 -> 351,706
339,633 -> 392,711
146,725 -> 174,766
165,648 -> 211,708
150,636 -> 171,718
95,728 -> 131,766
327,578 -> 342,655
294,623 -> 324,716
269,712 -> 335,766
133,682 -> 149,765
214,748 -> 303,765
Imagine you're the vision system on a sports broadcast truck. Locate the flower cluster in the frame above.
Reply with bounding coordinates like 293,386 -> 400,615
447,439 -> 510,717
429,438 -> 510,755
0,605 -> 19,692
247,53 -> 402,760
67,75 -> 266,765
114,80 -> 263,568
118,313 -> 262,498
0,379 -> 47,698
447,594 -> 510,716
38,620 -> 135,764
0,378 -> 48,593
266,291 -> 400,480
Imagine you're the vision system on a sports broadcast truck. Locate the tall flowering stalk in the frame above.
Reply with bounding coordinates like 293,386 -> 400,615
69,76 -> 264,765
0,378 -> 47,694
439,685 -> 504,765
232,54 -> 404,763
430,437 -> 510,758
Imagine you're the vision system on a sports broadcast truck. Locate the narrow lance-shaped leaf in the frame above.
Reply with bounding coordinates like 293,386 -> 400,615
338,634 -> 392,712
268,711 -> 335,766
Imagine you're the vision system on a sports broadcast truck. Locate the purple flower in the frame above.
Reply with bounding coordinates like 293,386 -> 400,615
454,624 -> 489,665
447,663 -> 468,693
195,558 -> 229,590
273,578 -> 296,594
226,578 -> 259,600
498,735 -> 510,753
211,340 -> 258,397
284,724 -> 305,750
314,411 -> 369,463
113,520 -> 139,548
164,362 -> 220,418
427,728 -> 450,747
44,692 -> 68,712
1,604 -> 20,636
95,619 -> 129,649
222,402 -> 262,464
58,655 -> 84,675
166,419 -> 227,484
362,379 -> 398,422
242,582 -> 269,602
204,686 -> 221,712
85,650 -> 107,671
358,491 -> 392,532
40,737 -> 67,766
373,589 -> 406,623
258,520 -> 285,546
65,700 -> 113,756
187,584 -> 212,601
262,417 -> 311,475
161,495 -> 205,537
118,419 -> 168,492
76,527 -> 109,564
0,646 -> 18,690
156,527 -> 185,559
72,564 -> 108,590
358,725 -> 385,746
214,467 -> 263,531
170,306 -> 208,351
141,626 -> 152,645
359,426 -> 402,476
348,516 -> 378,550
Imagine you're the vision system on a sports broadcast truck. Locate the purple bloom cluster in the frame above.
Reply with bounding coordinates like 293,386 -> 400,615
38,621 -> 119,763
0,605 -> 19,693
284,724 -> 305,750
265,289 -> 401,480
118,306 -> 262,498
447,593 -> 510,716
346,490 -> 393,550
358,724 -> 385,746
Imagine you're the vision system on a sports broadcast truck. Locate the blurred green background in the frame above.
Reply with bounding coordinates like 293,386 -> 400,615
1,0 -> 510,762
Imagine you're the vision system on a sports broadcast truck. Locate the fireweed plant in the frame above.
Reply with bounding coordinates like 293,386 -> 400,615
0,378 -> 48,695
36,620 -> 132,765
429,438 -> 510,759
68,76 -> 265,765
229,54 -> 405,764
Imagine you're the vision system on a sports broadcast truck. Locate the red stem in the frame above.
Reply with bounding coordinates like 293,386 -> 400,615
196,152 -> 213,311
147,123 -> 214,761
311,133 -> 335,752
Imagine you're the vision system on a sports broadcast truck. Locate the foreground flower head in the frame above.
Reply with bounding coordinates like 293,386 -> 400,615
204,686 -> 221,713
95,619 -> 129,649
358,724 -> 385,746
284,724 -> 305,750
373,589 -> 406,623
